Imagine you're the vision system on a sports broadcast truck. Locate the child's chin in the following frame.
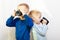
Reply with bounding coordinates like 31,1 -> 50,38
37,19 -> 39,21
22,13 -> 26,15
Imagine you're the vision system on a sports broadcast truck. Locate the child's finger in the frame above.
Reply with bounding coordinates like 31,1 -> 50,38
12,10 -> 16,16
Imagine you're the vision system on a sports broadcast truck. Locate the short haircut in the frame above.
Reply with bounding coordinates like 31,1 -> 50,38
29,10 -> 41,17
18,3 -> 29,9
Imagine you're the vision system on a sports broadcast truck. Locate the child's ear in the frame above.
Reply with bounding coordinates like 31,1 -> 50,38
31,16 -> 36,21
27,11 -> 30,15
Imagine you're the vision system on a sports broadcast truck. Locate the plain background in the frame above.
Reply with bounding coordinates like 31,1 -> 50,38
0,0 -> 60,40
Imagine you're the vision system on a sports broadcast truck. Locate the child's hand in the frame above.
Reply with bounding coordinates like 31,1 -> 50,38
12,10 -> 16,17
40,17 -> 49,25
42,19 -> 47,25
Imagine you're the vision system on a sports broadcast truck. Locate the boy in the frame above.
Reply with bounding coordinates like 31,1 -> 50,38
29,10 -> 49,40
6,3 -> 33,40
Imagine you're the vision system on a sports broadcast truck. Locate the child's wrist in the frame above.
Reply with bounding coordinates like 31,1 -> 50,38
11,15 -> 14,19
42,24 -> 46,25
11,15 -> 14,17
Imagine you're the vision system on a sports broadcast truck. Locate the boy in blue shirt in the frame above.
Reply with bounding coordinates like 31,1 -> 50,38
6,3 -> 33,40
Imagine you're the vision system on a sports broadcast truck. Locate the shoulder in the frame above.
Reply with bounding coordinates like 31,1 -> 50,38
24,15 -> 33,20
24,15 -> 31,18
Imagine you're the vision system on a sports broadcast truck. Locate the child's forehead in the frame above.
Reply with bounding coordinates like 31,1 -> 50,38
18,5 -> 27,8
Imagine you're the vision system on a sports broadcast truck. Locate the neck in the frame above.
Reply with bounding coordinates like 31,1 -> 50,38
34,20 -> 40,24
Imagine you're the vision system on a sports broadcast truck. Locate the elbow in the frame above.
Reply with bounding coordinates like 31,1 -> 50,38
6,22 -> 10,27
6,21 -> 12,27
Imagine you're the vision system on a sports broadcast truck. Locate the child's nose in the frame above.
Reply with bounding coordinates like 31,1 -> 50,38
24,10 -> 26,11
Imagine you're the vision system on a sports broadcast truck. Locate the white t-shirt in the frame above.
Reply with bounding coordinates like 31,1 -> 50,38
32,23 -> 48,40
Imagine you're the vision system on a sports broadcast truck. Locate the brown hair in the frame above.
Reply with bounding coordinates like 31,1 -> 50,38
29,10 -> 41,18
18,3 -> 29,9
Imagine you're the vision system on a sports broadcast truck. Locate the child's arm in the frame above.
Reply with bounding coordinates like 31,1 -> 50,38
37,17 -> 49,36
24,15 -> 33,28
34,24 -> 48,36
6,16 -> 19,27
38,24 -> 48,36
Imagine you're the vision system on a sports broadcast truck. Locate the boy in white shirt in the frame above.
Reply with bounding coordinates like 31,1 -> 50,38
29,10 -> 49,40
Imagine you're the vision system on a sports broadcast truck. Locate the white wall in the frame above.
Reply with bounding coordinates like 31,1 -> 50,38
0,0 -> 60,40
44,0 -> 60,40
